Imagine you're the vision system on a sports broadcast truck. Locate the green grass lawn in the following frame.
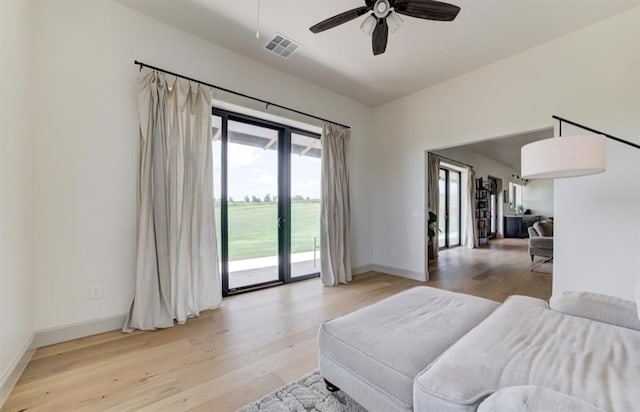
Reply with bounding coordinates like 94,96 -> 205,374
215,201 -> 320,261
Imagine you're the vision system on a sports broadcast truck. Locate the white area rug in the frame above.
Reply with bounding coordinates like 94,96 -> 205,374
531,259 -> 553,274
237,370 -> 367,412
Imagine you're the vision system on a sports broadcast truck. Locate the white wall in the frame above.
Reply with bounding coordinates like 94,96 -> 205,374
0,0 -> 34,389
371,7 -> 640,296
32,0 -> 373,331
435,147 -> 519,236
523,179 -> 554,219
554,123 -> 640,299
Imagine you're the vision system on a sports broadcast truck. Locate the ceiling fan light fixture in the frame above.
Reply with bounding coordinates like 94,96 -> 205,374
310,0 -> 460,55
360,14 -> 378,36
387,11 -> 403,33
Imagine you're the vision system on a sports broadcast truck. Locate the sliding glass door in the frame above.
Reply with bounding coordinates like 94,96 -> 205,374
290,132 -> 322,278
438,167 -> 462,249
226,120 -> 281,290
213,109 -> 321,296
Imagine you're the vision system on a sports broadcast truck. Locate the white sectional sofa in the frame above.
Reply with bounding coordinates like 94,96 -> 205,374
318,287 -> 640,411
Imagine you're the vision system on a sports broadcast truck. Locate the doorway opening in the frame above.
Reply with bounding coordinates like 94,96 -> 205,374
425,128 -> 555,301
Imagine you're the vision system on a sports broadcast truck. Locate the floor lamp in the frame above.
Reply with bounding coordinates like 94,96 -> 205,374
521,115 -> 640,179
520,115 -> 640,272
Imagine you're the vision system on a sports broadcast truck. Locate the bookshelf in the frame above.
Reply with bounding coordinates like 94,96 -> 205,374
475,177 -> 490,246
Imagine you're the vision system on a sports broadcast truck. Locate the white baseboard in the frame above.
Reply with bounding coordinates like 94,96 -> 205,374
34,313 -> 128,348
0,333 -> 35,408
352,264 -> 374,275
371,264 -> 427,282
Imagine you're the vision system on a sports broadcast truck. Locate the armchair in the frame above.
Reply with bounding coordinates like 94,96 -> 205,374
528,221 -> 553,262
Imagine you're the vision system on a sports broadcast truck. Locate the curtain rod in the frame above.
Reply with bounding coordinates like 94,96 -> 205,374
553,115 -> 639,150
134,60 -> 350,130
430,152 -> 474,170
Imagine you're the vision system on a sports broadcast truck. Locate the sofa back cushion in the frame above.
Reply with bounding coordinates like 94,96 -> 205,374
533,221 -> 553,237
414,295 -> 640,412
550,291 -> 640,331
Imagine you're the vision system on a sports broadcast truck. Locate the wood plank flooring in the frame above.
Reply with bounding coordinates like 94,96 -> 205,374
3,238 -> 551,411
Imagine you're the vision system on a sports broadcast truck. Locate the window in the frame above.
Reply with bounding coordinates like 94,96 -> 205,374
509,182 -> 525,213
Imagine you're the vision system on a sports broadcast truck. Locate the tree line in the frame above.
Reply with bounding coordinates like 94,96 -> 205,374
224,195 -> 318,203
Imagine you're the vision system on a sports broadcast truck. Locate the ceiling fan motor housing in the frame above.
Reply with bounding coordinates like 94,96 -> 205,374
373,0 -> 392,18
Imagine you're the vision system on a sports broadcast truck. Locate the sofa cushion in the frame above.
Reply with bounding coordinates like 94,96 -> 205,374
318,287 -> 499,408
414,295 -> 640,412
478,386 -> 606,412
550,291 -> 640,331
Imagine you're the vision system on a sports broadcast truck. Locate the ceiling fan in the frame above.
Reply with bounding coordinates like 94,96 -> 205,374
309,0 -> 461,56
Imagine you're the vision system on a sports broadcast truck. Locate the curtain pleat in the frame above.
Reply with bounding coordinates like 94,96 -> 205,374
427,154 -> 441,257
124,71 -> 221,332
320,123 -> 351,286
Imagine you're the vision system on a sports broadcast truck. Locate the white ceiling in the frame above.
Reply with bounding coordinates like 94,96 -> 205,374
115,0 -> 640,106
454,128 -> 553,171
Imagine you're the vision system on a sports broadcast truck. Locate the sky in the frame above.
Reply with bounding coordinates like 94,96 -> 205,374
213,141 -> 321,201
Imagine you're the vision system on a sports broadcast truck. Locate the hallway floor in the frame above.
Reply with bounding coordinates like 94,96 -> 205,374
427,237 -> 552,302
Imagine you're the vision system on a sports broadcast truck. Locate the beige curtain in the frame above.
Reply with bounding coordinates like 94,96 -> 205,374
124,71 -> 221,332
463,168 -> 479,248
320,123 -> 351,286
427,154 -> 441,257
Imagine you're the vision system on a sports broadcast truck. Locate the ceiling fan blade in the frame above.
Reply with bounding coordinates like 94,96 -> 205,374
372,18 -> 388,56
309,6 -> 370,33
394,0 -> 460,21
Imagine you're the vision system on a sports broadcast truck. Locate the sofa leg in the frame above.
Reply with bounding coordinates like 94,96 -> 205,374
530,255 -> 534,262
324,378 -> 340,392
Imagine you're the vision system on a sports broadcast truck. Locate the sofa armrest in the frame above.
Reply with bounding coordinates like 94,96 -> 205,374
528,237 -> 553,249
550,291 -> 640,331
527,227 -> 538,238
478,386 -> 606,412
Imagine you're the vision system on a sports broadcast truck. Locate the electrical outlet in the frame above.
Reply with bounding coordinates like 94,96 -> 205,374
89,284 -> 102,300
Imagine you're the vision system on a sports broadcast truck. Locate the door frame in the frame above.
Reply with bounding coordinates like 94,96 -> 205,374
213,108 -> 321,297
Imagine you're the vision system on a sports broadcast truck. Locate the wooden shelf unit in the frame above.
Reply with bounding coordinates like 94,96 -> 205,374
475,177 -> 490,246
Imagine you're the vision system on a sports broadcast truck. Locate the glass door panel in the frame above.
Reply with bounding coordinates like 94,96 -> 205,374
290,132 -> 322,278
448,171 -> 461,247
212,115 -> 222,274
226,120 -> 280,290
438,170 -> 446,246
439,167 -> 462,249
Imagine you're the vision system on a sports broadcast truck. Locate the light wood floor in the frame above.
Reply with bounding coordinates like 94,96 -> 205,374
3,238 -> 551,412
